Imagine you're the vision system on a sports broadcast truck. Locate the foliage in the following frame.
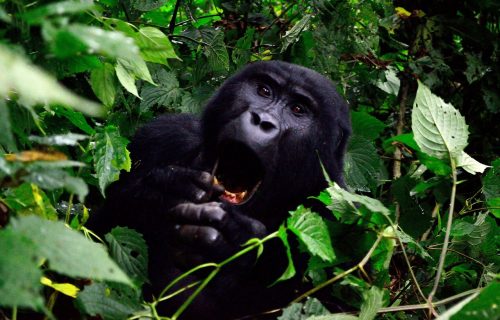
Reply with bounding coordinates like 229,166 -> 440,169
0,0 -> 498,319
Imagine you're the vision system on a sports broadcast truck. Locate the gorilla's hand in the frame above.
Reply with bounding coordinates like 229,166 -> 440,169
145,165 -> 224,204
167,202 -> 267,268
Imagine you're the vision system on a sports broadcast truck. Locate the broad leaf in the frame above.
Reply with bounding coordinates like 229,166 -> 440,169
140,69 -> 183,111
115,62 -> 139,97
22,0 -> 95,24
3,183 -> 58,220
275,225 -> 296,283
287,206 -> 335,262
199,29 -> 229,73
351,111 -> 386,141
483,159 -> 500,218
91,62 -> 117,108
449,281 -> 500,320
412,81 -> 468,160
456,151 -> 489,175
327,183 -> 390,217
281,14 -> 312,53
10,215 -> 131,284
344,135 -> 385,192
0,229 -> 44,310
29,133 -> 88,146
105,227 -> 149,286
359,286 -> 385,320
136,27 -> 179,65
0,45 -> 102,117
76,282 -> 143,320
23,169 -> 89,202
93,125 -> 131,195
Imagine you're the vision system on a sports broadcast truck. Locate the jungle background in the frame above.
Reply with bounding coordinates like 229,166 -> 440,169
0,0 -> 499,319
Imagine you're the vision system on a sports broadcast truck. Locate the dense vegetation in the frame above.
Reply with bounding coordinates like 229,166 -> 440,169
0,0 -> 498,319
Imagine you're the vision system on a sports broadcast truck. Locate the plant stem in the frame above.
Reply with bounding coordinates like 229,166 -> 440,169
427,159 -> 458,312
292,233 -> 384,303
393,77 -> 410,222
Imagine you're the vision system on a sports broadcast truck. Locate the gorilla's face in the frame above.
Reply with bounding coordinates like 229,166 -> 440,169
202,61 -> 350,218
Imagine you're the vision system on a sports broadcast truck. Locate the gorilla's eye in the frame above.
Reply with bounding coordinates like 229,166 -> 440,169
290,104 -> 306,115
257,85 -> 271,98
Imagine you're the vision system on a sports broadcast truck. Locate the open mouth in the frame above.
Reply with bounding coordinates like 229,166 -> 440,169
213,141 -> 264,205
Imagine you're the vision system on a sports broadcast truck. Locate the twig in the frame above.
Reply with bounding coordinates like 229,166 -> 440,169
393,76 -> 410,222
169,0 -> 182,34
427,159 -> 458,314
291,233 -> 384,303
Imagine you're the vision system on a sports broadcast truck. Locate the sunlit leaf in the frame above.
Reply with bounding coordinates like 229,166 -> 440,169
29,133 -> 88,146
0,45 -> 103,116
412,81 -> 468,160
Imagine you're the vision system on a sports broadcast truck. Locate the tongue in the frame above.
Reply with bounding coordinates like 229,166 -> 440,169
221,190 -> 247,204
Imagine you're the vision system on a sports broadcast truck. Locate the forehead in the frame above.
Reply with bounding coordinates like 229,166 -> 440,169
235,62 -> 334,98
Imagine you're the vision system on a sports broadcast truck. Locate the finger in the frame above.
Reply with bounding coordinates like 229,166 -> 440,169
174,224 -> 225,248
170,202 -> 227,227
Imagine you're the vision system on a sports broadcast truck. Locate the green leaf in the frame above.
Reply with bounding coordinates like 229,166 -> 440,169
449,281 -> 500,320
65,24 -> 139,61
351,111 -> 386,141
23,169 -> 89,202
396,229 -> 432,260
115,62 -> 139,98
105,227 -> 149,286
232,28 -> 255,67
117,57 -> 154,85
456,151 -> 489,175
344,135 -> 385,192
29,133 -> 88,146
0,229 -> 44,310
376,66 -> 400,96
22,0 -> 95,24
199,29 -> 229,73
359,286 -> 385,320
327,183 -> 391,218
76,282 -> 143,320
94,125 -> 131,195
287,206 -> 335,262
0,45 -> 103,117
11,215 -> 131,284
483,159 -> 500,218
382,133 -> 420,153
0,100 -> 16,151
3,183 -> 58,220
281,14 -> 312,53
278,298 -> 330,320
0,6 -> 12,23
411,81 -> 468,160
136,27 -> 179,65
274,225 -> 296,283
91,62 -> 117,108
130,0 -> 167,11
140,69 -> 183,111
52,106 -> 96,135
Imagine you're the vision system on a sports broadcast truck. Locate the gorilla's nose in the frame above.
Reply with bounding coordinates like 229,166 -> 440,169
248,111 -> 279,137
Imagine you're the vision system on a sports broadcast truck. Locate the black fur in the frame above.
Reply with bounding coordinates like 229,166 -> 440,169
93,61 -> 350,319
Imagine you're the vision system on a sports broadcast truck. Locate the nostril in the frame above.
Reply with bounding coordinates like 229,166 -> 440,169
260,121 -> 277,132
250,112 -> 260,125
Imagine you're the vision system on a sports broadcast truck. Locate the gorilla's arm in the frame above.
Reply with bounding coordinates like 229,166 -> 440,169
94,113 -> 266,266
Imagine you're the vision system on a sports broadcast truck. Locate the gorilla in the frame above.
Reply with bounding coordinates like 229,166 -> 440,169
94,61 -> 351,319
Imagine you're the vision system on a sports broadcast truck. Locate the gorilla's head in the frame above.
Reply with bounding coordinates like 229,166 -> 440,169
201,61 -> 350,224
